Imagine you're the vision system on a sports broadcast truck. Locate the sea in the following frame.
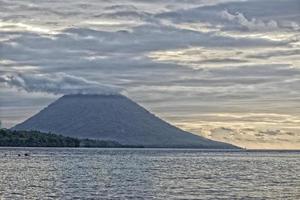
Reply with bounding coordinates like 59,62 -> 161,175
0,148 -> 299,200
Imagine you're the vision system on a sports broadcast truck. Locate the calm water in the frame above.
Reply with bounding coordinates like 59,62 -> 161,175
0,148 -> 299,200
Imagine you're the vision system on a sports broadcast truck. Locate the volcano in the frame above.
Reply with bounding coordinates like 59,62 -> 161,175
13,94 -> 237,148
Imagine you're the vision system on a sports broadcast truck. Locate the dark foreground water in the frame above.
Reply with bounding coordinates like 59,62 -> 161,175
0,148 -> 299,200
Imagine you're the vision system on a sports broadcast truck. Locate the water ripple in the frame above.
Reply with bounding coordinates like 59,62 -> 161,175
0,148 -> 299,199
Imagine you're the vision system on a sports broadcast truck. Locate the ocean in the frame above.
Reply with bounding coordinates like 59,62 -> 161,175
0,148 -> 299,199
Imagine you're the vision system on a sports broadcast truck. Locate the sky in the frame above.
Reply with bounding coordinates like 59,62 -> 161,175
0,0 -> 300,149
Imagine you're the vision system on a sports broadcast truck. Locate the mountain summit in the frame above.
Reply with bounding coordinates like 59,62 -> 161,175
13,94 -> 237,148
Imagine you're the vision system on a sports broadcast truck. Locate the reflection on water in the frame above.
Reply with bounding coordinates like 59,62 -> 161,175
0,148 -> 299,199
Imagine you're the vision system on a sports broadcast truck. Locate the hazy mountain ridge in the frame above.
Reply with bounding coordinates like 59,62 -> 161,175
13,94 -> 238,148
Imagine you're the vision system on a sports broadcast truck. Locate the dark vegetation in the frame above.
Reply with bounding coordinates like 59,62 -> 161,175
79,139 -> 143,148
0,129 -> 142,148
0,129 -> 79,147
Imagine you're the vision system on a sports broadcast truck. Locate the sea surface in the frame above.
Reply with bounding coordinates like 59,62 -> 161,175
0,148 -> 299,200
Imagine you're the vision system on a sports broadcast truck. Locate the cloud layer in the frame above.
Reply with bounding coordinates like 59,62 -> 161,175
0,0 -> 299,148
0,73 -> 122,95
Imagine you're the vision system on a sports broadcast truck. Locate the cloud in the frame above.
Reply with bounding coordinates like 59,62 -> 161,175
157,0 -> 300,33
220,10 -> 278,31
0,73 -> 122,95
247,49 -> 300,59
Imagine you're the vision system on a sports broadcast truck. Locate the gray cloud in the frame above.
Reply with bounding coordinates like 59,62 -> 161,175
0,73 -> 122,95
220,10 -> 278,31
247,49 -> 300,59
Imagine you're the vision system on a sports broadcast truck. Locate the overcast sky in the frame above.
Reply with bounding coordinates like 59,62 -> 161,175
1,0 -> 300,149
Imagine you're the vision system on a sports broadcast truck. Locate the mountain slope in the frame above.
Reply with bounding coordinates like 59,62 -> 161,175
13,94 -> 238,148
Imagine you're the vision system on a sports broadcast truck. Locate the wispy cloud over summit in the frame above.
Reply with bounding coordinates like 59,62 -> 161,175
0,73 -> 122,95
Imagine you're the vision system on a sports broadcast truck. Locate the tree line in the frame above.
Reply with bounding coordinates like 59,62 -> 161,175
0,129 -> 142,148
